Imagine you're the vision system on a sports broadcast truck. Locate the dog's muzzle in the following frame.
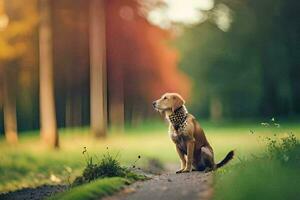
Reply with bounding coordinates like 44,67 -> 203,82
152,101 -> 162,112
152,101 -> 157,109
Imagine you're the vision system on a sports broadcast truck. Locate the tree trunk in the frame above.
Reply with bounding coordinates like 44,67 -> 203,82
108,68 -> 124,132
210,96 -> 223,122
65,92 -> 83,127
109,99 -> 124,132
89,0 -> 107,138
2,67 -> 18,144
39,0 -> 59,148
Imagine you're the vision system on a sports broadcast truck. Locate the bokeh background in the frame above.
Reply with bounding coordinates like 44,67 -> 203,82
0,0 -> 299,137
0,0 -> 299,195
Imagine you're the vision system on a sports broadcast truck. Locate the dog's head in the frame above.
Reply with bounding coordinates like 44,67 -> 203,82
152,93 -> 185,113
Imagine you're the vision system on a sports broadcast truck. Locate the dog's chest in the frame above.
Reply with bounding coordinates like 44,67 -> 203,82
169,130 -> 189,153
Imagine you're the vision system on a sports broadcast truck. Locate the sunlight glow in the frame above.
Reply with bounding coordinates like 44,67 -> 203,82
213,3 -> 232,32
147,0 -> 214,28
0,0 -> 9,31
0,14 -> 9,30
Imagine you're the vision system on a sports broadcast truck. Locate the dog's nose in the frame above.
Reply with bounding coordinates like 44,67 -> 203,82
152,101 -> 156,108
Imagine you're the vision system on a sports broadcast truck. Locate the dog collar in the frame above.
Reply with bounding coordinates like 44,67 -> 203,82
168,106 -> 188,131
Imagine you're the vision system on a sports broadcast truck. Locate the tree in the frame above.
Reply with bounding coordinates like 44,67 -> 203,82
2,66 -> 17,143
177,0 -> 300,119
0,0 -> 37,143
39,0 -> 58,148
106,0 -> 191,124
89,0 -> 107,137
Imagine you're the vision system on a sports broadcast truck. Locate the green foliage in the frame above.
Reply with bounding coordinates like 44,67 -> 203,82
213,124 -> 300,200
214,159 -> 300,200
72,148 -> 143,186
50,177 -> 129,200
1,123 -> 300,192
176,0 -> 300,118
265,133 -> 300,166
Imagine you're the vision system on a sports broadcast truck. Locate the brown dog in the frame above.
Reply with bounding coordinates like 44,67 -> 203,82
153,93 -> 234,173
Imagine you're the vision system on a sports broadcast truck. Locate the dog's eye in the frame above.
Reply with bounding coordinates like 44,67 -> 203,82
163,97 -> 167,100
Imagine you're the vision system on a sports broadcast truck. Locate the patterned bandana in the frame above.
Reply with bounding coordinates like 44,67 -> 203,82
168,106 -> 188,131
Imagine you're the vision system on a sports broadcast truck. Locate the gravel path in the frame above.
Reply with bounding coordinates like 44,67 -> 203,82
0,185 -> 68,200
0,165 -> 213,200
104,171 -> 213,200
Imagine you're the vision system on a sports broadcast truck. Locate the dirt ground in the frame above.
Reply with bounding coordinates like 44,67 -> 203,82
104,171 -> 213,200
0,165 -> 212,200
0,184 -> 68,200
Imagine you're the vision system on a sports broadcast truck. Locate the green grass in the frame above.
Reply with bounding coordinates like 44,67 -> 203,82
213,130 -> 300,200
71,147 -> 145,186
48,140 -> 144,200
0,120 -> 299,193
214,159 -> 300,200
50,177 -> 129,200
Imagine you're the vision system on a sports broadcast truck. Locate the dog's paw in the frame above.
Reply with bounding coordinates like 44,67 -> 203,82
176,169 -> 184,174
182,168 -> 192,173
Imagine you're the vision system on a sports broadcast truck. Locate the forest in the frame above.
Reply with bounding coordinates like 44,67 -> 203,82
0,0 -> 299,200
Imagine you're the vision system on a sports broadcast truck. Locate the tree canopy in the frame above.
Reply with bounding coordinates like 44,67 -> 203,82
177,0 -> 300,119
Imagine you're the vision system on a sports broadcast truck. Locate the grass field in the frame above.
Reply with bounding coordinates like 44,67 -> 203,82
214,158 -> 300,200
213,126 -> 300,200
0,120 -> 299,194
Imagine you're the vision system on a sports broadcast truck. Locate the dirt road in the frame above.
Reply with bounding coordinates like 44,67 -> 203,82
104,171 -> 213,200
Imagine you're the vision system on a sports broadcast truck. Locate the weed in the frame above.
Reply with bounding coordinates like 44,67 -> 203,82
72,148 -> 144,186
265,132 -> 300,166
256,119 -> 300,166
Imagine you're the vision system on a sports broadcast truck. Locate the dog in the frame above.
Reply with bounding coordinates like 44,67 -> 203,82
153,93 -> 234,173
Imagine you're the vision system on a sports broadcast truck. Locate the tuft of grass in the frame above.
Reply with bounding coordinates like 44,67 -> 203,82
50,149 -> 145,200
50,177 -> 129,200
265,133 -> 300,166
72,148 -> 144,186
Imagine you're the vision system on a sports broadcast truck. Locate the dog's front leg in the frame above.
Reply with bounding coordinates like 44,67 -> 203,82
182,140 -> 195,173
175,146 -> 186,173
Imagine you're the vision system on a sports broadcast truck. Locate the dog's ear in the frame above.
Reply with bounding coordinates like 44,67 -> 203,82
172,95 -> 185,112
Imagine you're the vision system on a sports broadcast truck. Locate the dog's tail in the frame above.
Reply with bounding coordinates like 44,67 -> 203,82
216,150 -> 234,169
